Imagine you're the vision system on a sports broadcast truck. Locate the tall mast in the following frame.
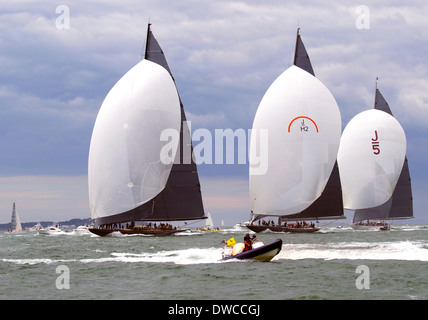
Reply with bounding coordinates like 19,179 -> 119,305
144,23 -> 151,60
293,28 -> 300,66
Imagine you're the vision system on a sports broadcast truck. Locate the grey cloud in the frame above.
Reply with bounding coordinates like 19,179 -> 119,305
0,1 -> 426,218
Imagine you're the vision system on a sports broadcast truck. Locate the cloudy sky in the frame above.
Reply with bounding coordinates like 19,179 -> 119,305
1,0 -> 427,225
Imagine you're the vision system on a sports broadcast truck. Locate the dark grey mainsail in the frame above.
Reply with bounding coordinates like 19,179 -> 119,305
293,28 -> 315,77
278,29 -> 344,222
353,87 -> 413,222
95,24 -> 206,225
144,24 -> 173,76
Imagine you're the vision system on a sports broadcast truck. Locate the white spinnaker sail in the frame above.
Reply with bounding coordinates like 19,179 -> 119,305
337,109 -> 406,210
250,65 -> 342,216
88,59 -> 181,220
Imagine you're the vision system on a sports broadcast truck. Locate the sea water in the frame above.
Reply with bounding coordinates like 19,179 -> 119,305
1,224 -> 427,300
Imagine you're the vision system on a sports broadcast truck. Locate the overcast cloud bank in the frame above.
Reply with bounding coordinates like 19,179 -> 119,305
1,1 -> 427,223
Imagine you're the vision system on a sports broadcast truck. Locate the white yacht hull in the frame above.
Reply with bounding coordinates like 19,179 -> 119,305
38,227 -> 62,235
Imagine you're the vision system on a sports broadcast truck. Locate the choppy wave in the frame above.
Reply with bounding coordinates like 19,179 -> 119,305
1,247 -> 225,266
3,239 -> 427,266
276,240 -> 428,261
2,225 -> 428,268
3,224 -> 428,300
109,248 -> 224,264
1,258 -> 76,265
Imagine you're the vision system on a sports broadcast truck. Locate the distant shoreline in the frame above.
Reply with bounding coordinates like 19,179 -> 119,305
0,217 -> 93,231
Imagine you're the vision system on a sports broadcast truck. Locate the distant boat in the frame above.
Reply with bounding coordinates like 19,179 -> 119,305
88,24 -> 206,237
247,28 -> 344,233
28,222 -> 43,231
38,225 -> 63,235
73,225 -> 91,235
337,85 -> 410,230
7,203 -> 22,233
199,212 -> 221,232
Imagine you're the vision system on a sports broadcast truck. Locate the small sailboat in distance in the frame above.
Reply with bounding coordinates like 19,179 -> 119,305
88,24 -> 206,236
338,84 -> 412,230
247,28 -> 344,233
199,212 -> 221,231
7,203 -> 22,233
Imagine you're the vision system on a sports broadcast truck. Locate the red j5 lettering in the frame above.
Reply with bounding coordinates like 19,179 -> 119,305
371,130 -> 380,155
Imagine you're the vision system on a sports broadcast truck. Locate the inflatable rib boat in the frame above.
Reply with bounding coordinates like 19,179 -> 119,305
221,239 -> 282,262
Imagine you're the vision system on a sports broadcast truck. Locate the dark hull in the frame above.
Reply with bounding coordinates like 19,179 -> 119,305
89,228 -> 187,237
222,239 -> 282,262
246,225 -> 319,233
269,226 -> 320,233
246,225 -> 269,233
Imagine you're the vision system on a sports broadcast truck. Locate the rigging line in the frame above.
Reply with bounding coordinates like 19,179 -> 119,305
142,22 -> 151,61
178,219 -> 200,229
